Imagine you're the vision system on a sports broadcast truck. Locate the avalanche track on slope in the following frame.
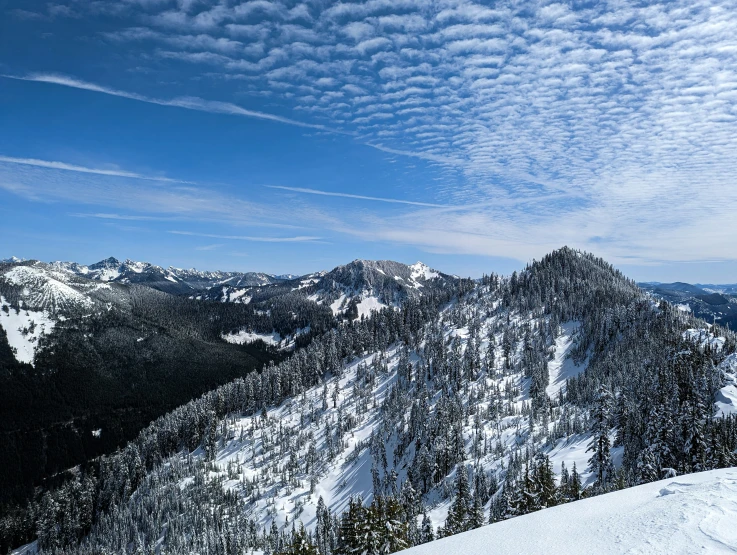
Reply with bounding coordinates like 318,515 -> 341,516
545,321 -> 585,397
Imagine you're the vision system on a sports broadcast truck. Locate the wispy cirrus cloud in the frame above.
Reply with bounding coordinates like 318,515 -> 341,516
169,230 -> 322,242
0,155 -> 319,231
1,73 -> 346,133
0,155 -> 194,183
265,185 -> 449,208
70,212 -> 181,221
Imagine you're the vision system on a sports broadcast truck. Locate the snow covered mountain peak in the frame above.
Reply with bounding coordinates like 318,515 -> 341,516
46,256 -> 291,294
410,261 -> 441,282
1,264 -> 94,312
88,256 -> 121,270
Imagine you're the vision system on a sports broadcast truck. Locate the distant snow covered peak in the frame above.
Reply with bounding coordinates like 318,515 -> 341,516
88,256 -> 121,270
303,259 -> 455,319
122,259 -> 156,273
0,256 -> 24,264
12,256 -> 456,304
1,265 -> 93,312
410,261 -> 440,282
47,256 -> 292,294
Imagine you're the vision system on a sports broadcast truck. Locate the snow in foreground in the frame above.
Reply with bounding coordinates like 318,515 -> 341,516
404,468 -> 737,555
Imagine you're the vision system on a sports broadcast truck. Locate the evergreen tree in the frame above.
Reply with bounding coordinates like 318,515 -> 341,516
469,493 -> 485,529
567,462 -> 582,501
279,522 -> 318,555
420,513 -> 435,544
444,464 -> 472,535
532,454 -> 558,508
587,386 -> 613,487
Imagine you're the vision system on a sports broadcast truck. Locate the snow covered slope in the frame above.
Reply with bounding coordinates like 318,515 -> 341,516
717,353 -> 737,416
0,263 -> 99,364
1,265 -> 93,312
132,294 -> 595,537
205,259 -> 456,320
404,468 -> 737,555
307,259 -> 454,317
0,296 -> 55,365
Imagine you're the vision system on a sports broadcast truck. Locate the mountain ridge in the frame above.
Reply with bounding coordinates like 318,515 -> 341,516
4,247 -> 736,554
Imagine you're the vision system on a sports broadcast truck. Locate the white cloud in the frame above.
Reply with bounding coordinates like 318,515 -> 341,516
265,185 -> 449,207
0,155 -> 321,230
169,230 -> 322,242
0,155 -> 193,183
12,0 -> 737,265
2,73 -> 346,132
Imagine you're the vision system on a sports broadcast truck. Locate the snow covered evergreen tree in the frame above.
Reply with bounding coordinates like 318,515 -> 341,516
587,387 -> 613,489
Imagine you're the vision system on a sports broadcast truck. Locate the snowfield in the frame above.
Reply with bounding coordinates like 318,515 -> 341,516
356,295 -> 389,318
0,295 -> 55,365
222,329 -> 282,346
404,468 -> 737,555
684,328 -> 726,351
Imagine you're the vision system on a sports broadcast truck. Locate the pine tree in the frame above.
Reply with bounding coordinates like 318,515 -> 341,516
37,491 -> 60,551
375,497 -> 409,553
420,513 -> 435,544
508,463 -> 536,517
279,522 -> 318,555
204,410 -> 218,462
532,454 -> 558,508
587,386 -> 613,487
315,496 -> 332,555
559,461 -> 569,491
567,462 -> 582,501
444,464 -> 472,535
469,493 -> 485,529
336,497 -> 364,555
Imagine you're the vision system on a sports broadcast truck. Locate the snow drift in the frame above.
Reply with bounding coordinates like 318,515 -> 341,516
404,468 -> 737,555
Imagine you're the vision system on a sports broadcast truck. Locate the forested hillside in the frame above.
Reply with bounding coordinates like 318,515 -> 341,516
0,261 -> 321,525
4,248 -> 736,554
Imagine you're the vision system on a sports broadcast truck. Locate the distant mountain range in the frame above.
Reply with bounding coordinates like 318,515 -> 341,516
638,281 -> 737,331
2,256 -> 456,307
46,256 -> 287,295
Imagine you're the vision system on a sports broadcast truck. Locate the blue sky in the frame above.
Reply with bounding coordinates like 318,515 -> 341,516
1,0 -> 736,281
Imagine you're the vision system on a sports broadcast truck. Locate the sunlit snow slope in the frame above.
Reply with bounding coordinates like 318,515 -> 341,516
404,468 -> 737,555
